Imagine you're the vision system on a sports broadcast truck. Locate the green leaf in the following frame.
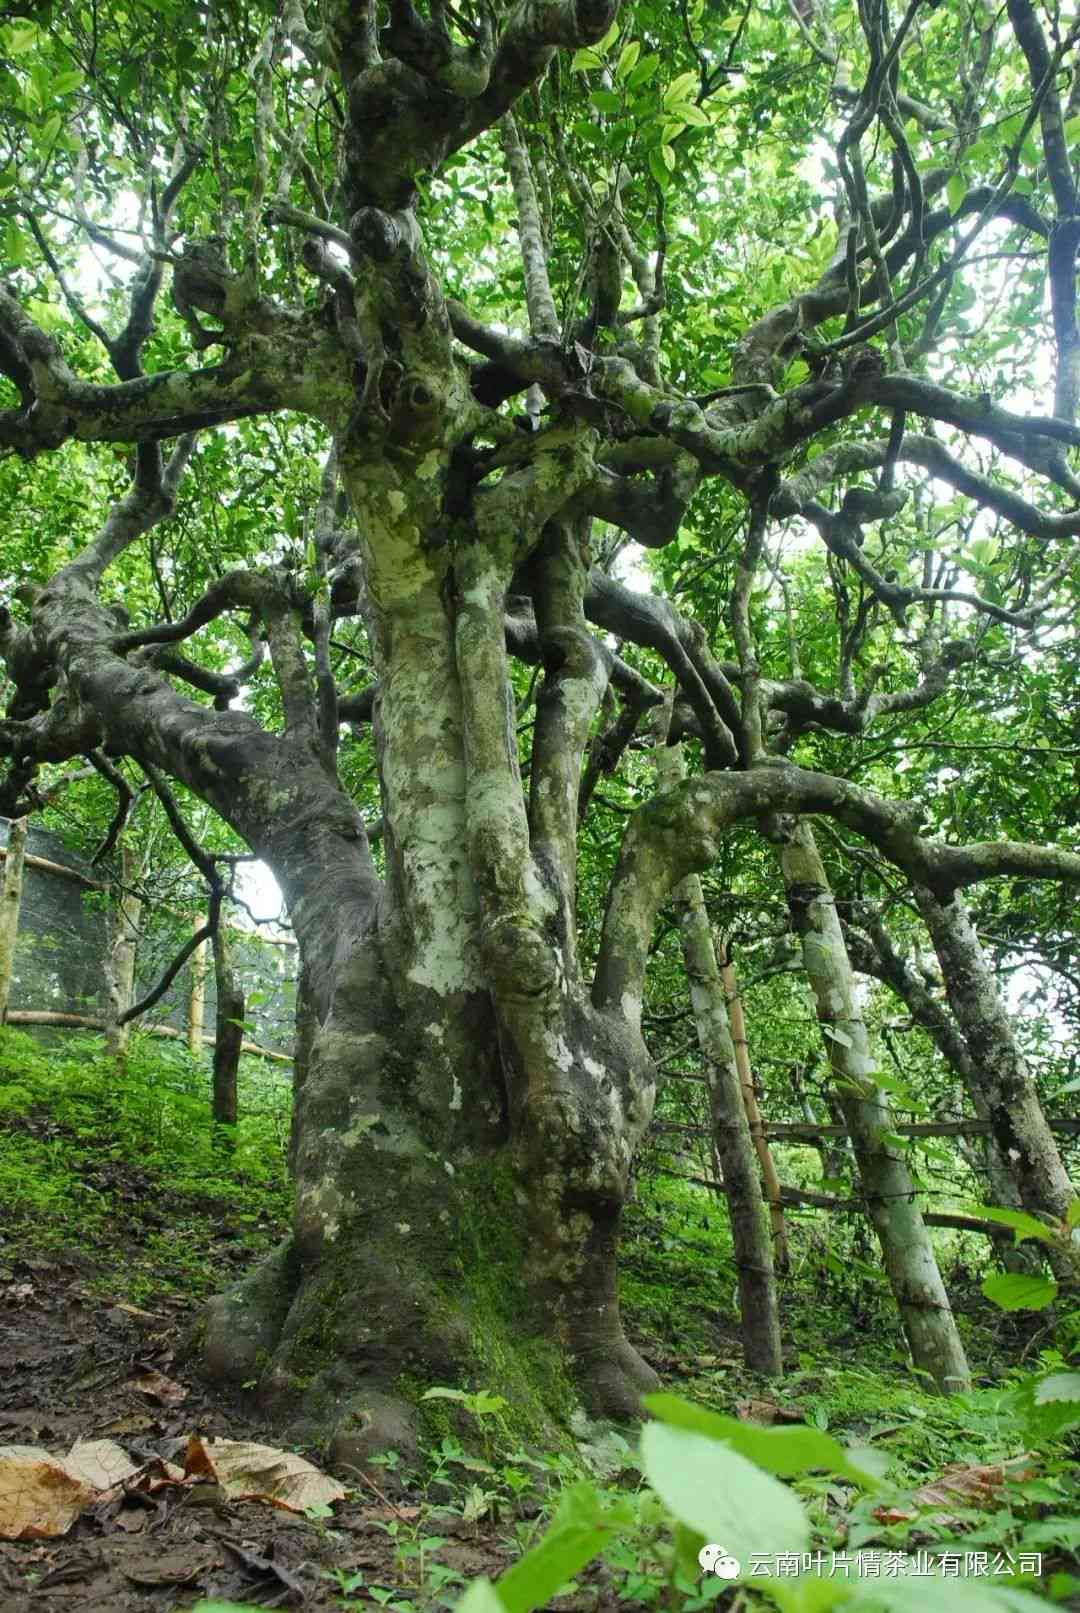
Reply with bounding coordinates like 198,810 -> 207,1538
644,1393 -> 886,1487
453,1583 -> 506,1613
626,54 -> 660,91
615,41 -> 641,80
571,47 -> 603,70
946,173 -> 967,213
974,1207 -> 1059,1246
1034,1371 -> 1080,1404
981,1272 -> 1057,1311
2,21 -> 38,53
661,143 -> 676,171
3,219 -> 26,265
669,102 -> 710,127
648,147 -> 671,188
1066,1196 -> 1080,1229
590,89 -> 622,114
1063,114 -> 1080,146
639,1421 -> 810,1561
663,72 -> 700,108
821,1025 -> 853,1048
495,1482 -> 627,1613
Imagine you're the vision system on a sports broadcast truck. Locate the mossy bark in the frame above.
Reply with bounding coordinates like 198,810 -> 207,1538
778,823 -> 970,1392
204,421 -> 657,1452
655,735 -> 783,1375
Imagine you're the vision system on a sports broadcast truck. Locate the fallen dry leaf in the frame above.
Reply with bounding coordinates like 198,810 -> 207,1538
0,1445 -> 95,1540
734,1399 -> 806,1425
872,1457 -> 1037,1526
184,1434 -> 346,1512
127,1367 -> 188,1406
62,1439 -> 139,1494
122,1548 -> 213,1588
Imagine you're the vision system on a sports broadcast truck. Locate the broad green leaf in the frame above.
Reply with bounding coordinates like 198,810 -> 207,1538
644,1393 -> 886,1486
2,22 -> 37,53
822,1025 -> 853,1048
626,54 -> 660,90
453,1582 -> 506,1613
974,1207 -> 1058,1246
1033,1371 -> 1080,1404
771,1573 -> 1049,1613
1063,114 -> 1080,145
494,1482 -> 629,1613
670,102 -> 710,127
1066,1196 -> 1080,1228
616,42 -> 641,80
591,89 -> 622,114
981,1272 -> 1057,1311
571,47 -> 603,70
663,71 -> 699,107
946,173 -> 966,212
640,1421 -> 809,1560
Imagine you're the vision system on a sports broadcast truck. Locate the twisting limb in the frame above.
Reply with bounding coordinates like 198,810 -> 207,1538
523,519 -> 611,967
88,752 -> 136,865
585,571 -> 739,767
593,759 -> 1080,1031
119,893 -> 219,1027
500,112 -> 561,342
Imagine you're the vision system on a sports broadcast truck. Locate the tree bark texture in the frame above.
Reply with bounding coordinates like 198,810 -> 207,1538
778,823 -> 970,1391
211,920 -> 243,1129
655,738 -> 783,1376
915,885 -> 1077,1241
103,845 -> 141,1068
187,912 -> 207,1058
720,949 -> 791,1273
0,817 -> 28,1023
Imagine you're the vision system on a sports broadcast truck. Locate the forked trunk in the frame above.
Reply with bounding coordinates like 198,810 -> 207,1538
203,489 -> 657,1459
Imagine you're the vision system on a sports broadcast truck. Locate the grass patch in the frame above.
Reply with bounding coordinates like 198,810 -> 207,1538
0,1024 -> 291,1298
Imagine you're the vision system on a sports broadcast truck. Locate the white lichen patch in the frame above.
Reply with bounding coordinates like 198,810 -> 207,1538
396,1222 -> 412,1234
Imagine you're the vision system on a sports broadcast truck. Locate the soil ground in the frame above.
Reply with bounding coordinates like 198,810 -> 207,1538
0,1236 -> 664,1613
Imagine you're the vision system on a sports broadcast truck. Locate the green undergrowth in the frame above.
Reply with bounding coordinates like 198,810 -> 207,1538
0,1024 -> 291,1299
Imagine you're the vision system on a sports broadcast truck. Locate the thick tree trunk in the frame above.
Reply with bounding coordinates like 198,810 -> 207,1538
211,920 -> 242,1129
915,885 -> 1076,1232
203,491 -> 658,1457
0,817 -> 28,1022
187,912 -> 206,1057
656,741 -> 783,1375
720,949 -> 791,1273
778,823 -> 970,1392
104,846 -> 141,1068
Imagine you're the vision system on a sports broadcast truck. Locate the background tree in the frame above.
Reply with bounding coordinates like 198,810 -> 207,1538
1,0 -> 1078,1457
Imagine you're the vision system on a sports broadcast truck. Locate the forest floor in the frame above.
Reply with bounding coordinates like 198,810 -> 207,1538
1,1027 -> 1077,1613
